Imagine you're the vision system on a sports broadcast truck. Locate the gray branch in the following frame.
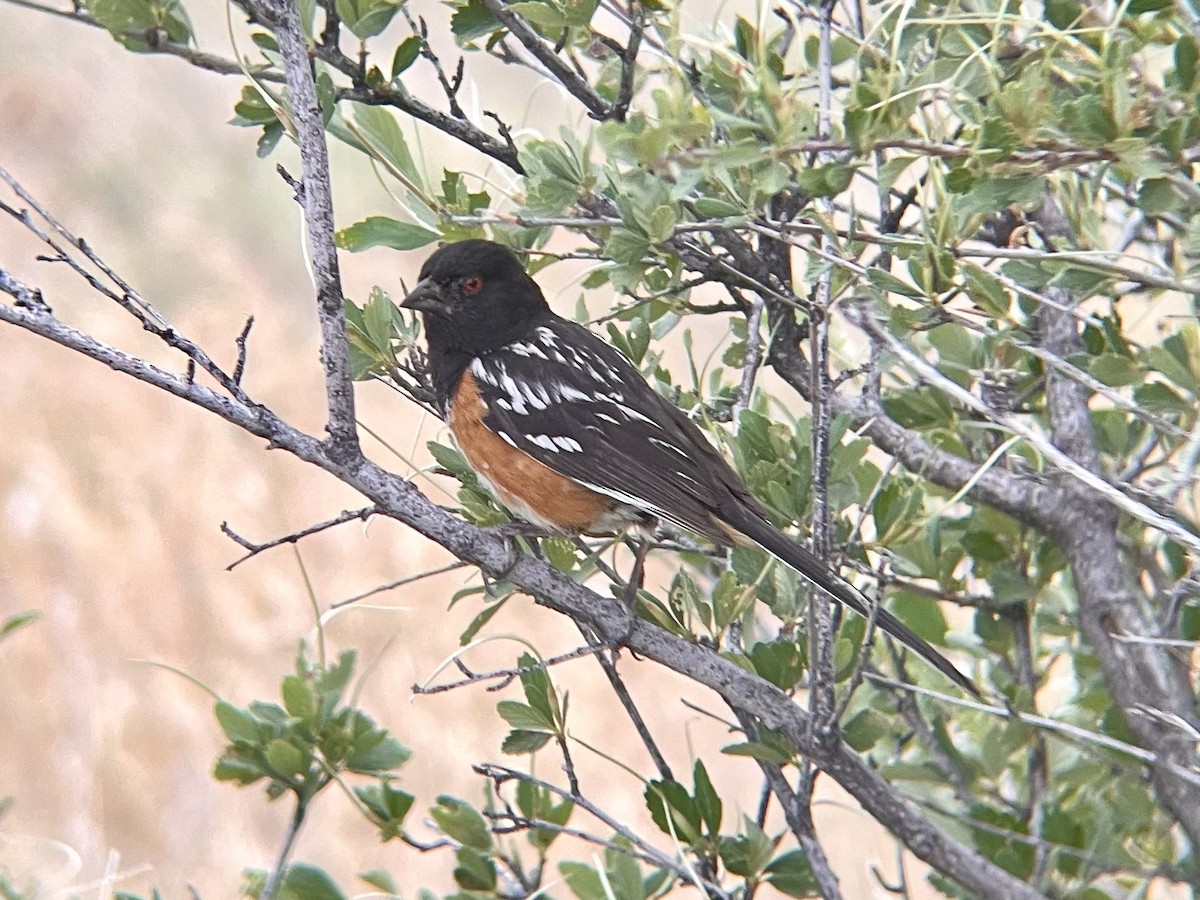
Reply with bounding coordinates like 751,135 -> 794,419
1035,281 -> 1200,852
252,0 -> 360,459
480,0 -> 614,120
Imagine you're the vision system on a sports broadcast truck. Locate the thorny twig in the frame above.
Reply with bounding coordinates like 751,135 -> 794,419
411,645 -> 606,695
221,507 -> 377,571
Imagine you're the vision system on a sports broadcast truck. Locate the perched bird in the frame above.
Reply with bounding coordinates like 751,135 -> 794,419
401,239 -> 977,696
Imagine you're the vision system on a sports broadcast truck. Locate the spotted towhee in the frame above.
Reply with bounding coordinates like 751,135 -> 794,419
402,239 -> 977,696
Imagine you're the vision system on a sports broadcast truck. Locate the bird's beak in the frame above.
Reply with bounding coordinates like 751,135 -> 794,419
400,278 -> 446,313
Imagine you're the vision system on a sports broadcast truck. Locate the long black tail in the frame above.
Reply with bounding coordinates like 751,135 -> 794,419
729,512 -> 980,698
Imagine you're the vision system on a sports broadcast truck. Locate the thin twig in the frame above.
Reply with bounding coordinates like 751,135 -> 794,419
480,0 -> 613,119
221,507 -> 377,571
261,795 -> 310,900
233,316 -> 254,386
412,645 -> 605,695
329,560 -> 470,610
576,623 -> 674,781
0,168 -> 252,403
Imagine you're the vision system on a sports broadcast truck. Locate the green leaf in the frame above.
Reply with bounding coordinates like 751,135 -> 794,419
603,228 -> 652,266
720,734 -> 796,763
278,863 -> 346,900
962,266 -> 1011,317
87,0 -> 192,48
518,652 -> 560,726
957,175 -> 1044,219
644,779 -> 701,843
459,595 -> 511,644
265,739 -> 306,778
797,163 -> 853,198
692,760 -> 722,835
502,729 -> 554,753
843,708 -> 890,752
215,701 -> 259,744
451,0 -> 502,40
335,0 -> 400,39
355,781 -> 415,838
693,197 -> 744,218
359,870 -> 397,893
562,0 -> 598,26
712,570 -> 756,632
1173,36 -> 1198,91
765,850 -> 819,898
603,838 -> 643,900
315,650 -> 357,705
281,675 -> 316,722
866,268 -> 923,298
560,861 -> 604,900
430,795 -> 493,850
453,847 -> 497,891
0,610 -> 39,642
1139,178 -> 1184,218
351,105 -> 419,184
213,753 -> 265,784
541,536 -> 579,571
507,0 -> 567,28
1088,353 -> 1140,387
391,36 -> 422,79
336,217 -> 439,252
347,734 -> 411,774
645,205 -> 679,243
747,640 -> 806,690
719,820 -> 777,878
497,700 -> 556,731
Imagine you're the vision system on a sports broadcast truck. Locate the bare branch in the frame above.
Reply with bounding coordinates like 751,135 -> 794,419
233,315 -> 254,386
1034,264 -> 1200,849
480,0 -> 613,119
412,644 -> 603,695
329,560 -> 470,610
252,0 -> 360,459
221,507 -> 377,571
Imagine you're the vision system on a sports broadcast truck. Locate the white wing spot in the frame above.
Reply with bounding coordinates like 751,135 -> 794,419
470,357 -> 496,386
519,381 -> 548,411
553,436 -> 583,452
650,437 -> 690,458
497,431 -> 518,447
616,402 -> 658,426
498,369 -> 529,415
557,384 -> 591,403
508,342 -> 548,359
528,434 -> 559,452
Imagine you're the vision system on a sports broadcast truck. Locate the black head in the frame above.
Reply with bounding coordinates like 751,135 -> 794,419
401,240 -> 551,358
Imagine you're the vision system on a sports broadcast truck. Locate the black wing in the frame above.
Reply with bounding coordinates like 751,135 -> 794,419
469,316 -> 981,695
467,316 -> 755,543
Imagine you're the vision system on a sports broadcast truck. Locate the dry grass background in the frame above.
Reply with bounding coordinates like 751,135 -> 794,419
0,6 -> 944,898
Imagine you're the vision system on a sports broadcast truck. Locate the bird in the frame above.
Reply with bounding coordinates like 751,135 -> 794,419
401,239 -> 978,696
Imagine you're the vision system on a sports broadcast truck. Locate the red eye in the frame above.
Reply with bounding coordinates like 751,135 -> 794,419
464,276 -> 484,295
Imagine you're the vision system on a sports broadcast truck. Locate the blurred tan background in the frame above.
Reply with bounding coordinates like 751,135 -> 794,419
0,5 -> 936,897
